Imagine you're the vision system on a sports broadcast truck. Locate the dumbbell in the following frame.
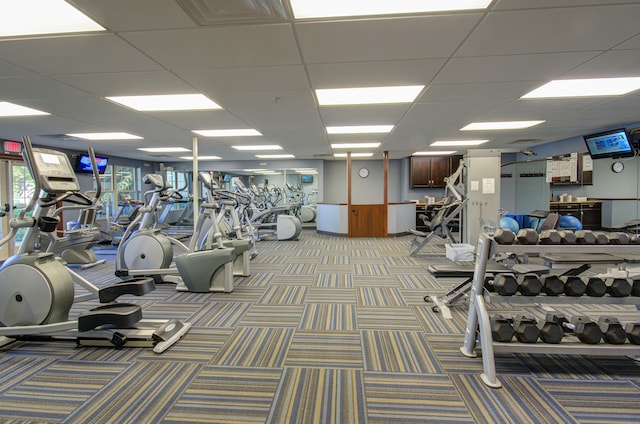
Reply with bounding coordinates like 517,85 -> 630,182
626,323 -> 640,344
490,314 -> 515,342
512,315 -> 540,343
575,230 -> 597,245
560,275 -> 586,297
540,274 -> 564,296
558,230 -> 577,244
597,316 -> 627,344
516,274 -> 542,296
608,232 -> 631,245
594,232 -> 610,245
605,277 -> 632,297
549,314 -> 602,344
538,315 -> 564,344
584,276 -> 606,297
493,228 -> 515,245
485,273 -> 518,296
632,278 -> 640,296
539,229 -> 562,244
516,228 -> 539,245
630,235 -> 640,245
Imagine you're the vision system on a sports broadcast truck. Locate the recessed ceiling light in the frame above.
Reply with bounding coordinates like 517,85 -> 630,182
106,94 -> 222,111
0,102 -> 49,117
137,147 -> 191,153
460,121 -> 545,130
67,132 -> 142,140
326,125 -> 394,134
316,85 -> 424,105
431,140 -> 488,147
331,142 -> 381,149
192,129 -> 262,137
290,0 -> 492,19
232,145 -> 282,151
179,156 -> 222,160
0,0 -> 104,37
255,154 -> 295,159
334,153 -> 374,158
413,151 -> 457,155
521,78 -> 640,98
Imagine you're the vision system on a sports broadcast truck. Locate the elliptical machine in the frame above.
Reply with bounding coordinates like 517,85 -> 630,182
0,137 -> 191,353
115,171 -> 237,293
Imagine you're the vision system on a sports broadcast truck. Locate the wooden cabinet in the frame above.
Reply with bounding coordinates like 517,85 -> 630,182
549,200 -> 602,230
410,155 -> 462,188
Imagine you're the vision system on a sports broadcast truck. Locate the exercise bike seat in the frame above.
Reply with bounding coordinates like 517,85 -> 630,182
98,277 -> 156,303
78,303 -> 143,332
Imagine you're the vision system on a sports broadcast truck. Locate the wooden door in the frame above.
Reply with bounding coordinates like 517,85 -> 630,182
350,204 -> 387,237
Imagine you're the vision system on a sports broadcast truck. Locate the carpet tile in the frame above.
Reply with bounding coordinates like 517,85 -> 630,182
285,331 -> 363,368
356,306 -> 422,331
238,305 -> 305,328
211,327 -> 294,367
362,330 -> 443,373
299,304 -> 358,331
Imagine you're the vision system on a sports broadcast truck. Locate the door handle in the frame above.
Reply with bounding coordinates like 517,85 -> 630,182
3,203 -> 9,213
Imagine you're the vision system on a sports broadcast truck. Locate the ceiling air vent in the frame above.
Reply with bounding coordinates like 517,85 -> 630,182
176,0 -> 290,26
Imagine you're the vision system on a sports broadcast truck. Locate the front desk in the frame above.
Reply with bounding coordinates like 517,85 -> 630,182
316,202 -> 416,236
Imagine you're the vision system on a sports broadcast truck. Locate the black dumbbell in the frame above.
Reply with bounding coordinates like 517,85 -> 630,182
516,228 -> 539,245
513,315 -> 540,343
561,275 -> 586,297
632,278 -> 640,297
626,323 -> 640,344
485,273 -> 518,296
493,228 -> 515,244
517,274 -> 542,296
490,314 -> 515,342
541,274 -> 564,296
597,316 -> 627,344
575,230 -> 597,244
584,276 -> 607,297
608,232 -> 630,245
558,230 -> 577,244
538,315 -> 564,344
539,229 -> 562,244
605,277 -> 632,297
594,232 -> 610,244
549,314 -> 602,344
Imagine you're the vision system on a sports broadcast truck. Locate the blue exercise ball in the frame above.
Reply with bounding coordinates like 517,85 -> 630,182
499,216 -> 520,233
558,215 -> 582,231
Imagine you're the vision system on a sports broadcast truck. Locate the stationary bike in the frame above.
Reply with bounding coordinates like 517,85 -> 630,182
115,172 -> 237,293
0,137 -> 191,353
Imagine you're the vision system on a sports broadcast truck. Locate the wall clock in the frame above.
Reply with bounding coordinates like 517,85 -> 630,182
358,167 -> 369,178
612,161 -> 624,173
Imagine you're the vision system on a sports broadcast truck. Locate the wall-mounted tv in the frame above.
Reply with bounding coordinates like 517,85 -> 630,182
75,154 -> 108,174
301,174 -> 313,184
222,174 -> 232,182
583,128 -> 634,159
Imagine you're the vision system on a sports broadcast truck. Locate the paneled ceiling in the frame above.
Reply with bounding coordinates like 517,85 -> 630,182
1,0 -> 640,161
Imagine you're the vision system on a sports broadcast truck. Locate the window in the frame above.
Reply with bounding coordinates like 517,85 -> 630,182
97,164 -> 140,219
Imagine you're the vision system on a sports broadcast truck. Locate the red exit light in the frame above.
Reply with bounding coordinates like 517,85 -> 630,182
3,140 -> 22,154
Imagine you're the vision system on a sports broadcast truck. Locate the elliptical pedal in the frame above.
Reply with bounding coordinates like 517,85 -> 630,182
78,303 -> 143,332
98,277 -> 156,303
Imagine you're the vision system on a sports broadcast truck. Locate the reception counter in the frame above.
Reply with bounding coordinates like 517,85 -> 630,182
316,202 -> 416,236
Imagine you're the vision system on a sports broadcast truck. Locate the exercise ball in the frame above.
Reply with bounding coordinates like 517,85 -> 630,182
499,216 -> 520,233
558,215 -> 582,231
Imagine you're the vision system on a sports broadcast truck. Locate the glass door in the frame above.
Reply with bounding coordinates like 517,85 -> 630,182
1,159 -> 34,258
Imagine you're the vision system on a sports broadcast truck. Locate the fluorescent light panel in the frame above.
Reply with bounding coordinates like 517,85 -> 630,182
317,85 -> 424,105
460,121 -> 545,130
0,0 -> 104,37
522,77 -> 640,98
232,145 -> 282,151
107,94 -> 221,111
413,151 -> 457,155
331,142 -> 381,149
255,154 -> 295,159
138,147 -> 190,153
431,140 -> 488,147
327,125 -> 393,134
334,153 -> 374,158
290,0 -> 492,19
179,156 -> 221,160
193,129 -> 261,137
67,132 -> 142,140
0,102 -> 49,116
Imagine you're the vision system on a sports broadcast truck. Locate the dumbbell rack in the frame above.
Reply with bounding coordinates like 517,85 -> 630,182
461,233 -> 640,388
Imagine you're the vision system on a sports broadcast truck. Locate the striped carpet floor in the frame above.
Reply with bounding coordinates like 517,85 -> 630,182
0,229 -> 639,423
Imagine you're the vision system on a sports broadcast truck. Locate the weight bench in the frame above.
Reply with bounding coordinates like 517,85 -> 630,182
409,196 -> 466,257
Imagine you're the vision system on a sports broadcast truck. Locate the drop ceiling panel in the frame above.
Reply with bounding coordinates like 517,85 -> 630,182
295,14 -> 483,63
0,76 -> 91,100
306,59 -> 447,88
457,5 -> 640,56
422,82 -> 533,102
0,34 -> 163,75
151,110 -> 251,130
52,72 -> 197,97
319,105 -> 410,126
560,50 -> 640,78
615,33 -> 640,50
176,65 -> 310,93
0,59 -> 35,77
434,52 -> 600,84
121,25 -> 301,69
493,0 -> 640,9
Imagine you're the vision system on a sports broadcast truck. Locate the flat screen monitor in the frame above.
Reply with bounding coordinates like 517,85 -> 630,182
222,174 -> 232,182
75,154 -> 108,174
301,175 -> 313,184
583,128 -> 634,159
